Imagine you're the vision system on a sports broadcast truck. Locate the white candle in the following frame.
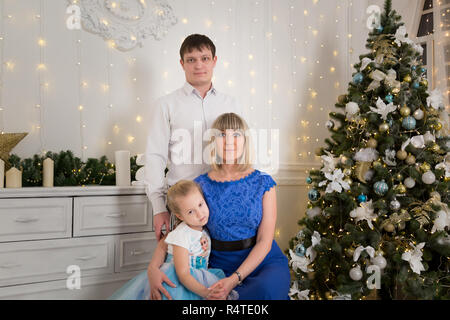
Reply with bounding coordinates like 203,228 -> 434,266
6,167 -> 22,188
0,159 -> 4,188
43,158 -> 54,187
115,150 -> 131,186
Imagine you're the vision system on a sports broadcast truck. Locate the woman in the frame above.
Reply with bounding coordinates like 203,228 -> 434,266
148,113 -> 290,300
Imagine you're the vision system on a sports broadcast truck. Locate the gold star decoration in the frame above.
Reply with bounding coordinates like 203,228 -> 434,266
0,132 -> 28,170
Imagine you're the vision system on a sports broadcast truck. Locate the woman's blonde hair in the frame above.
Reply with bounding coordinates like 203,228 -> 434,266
209,113 -> 253,171
167,180 -> 204,226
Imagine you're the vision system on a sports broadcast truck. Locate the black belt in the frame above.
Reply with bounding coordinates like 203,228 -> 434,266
211,236 -> 257,251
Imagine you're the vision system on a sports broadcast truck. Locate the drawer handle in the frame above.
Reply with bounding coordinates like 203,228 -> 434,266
14,217 -> 39,223
76,255 -> 97,261
0,263 -> 21,269
105,212 -> 126,218
131,249 -> 149,256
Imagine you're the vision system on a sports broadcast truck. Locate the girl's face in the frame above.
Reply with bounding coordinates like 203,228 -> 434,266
175,190 -> 209,231
215,129 -> 245,164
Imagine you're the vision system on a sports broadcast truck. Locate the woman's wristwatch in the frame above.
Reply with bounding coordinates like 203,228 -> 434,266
234,271 -> 243,285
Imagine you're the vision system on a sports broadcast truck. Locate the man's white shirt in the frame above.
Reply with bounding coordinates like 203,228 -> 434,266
144,82 -> 243,215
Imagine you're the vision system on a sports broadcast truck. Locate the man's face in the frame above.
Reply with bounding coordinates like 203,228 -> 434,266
180,47 -> 217,88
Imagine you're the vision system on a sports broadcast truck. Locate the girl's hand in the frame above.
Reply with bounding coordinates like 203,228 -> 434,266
148,265 -> 176,300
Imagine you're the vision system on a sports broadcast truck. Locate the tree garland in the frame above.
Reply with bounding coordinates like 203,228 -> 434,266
8,150 -> 142,187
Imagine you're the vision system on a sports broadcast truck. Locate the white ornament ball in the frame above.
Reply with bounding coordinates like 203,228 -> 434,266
349,265 -> 363,281
345,102 -> 359,117
430,191 -> 441,202
422,171 -> 436,184
404,177 -> 416,189
371,255 -> 387,269
423,131 -> 436,144
413,108 -> 424,120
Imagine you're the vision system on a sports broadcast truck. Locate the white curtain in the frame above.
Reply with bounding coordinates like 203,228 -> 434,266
433,0 -> 450,133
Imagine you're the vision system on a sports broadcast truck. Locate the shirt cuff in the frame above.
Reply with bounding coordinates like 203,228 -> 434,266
151,197 -> 168,216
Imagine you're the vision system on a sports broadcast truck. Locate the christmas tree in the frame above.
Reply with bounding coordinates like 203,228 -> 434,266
288,0 -> 449,300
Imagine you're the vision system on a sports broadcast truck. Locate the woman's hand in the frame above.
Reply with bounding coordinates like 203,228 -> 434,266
148,265 -> 176,300
208,275 -> 239,300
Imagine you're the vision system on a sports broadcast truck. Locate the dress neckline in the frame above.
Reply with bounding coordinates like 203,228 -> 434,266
205,169 -> 257,184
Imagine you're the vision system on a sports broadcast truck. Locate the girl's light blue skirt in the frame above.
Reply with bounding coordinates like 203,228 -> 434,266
109,254 -> 238,300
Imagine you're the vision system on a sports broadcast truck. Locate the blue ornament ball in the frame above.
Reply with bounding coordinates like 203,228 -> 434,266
385,94 -> 394,103
306,176 -> 313,184
376,26 -> 383,32
402,116 -> 416,130
411,66 -> 417,71
421,67 -> 427,74
412,82 -> 420,89
294,243 -> 306,257
357,194 -> 368,203
374,180 -> 389,196
308,189 -> 320,202
353,73 -> 364,84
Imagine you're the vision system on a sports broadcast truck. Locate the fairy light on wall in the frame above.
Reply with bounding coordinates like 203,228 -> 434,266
105,40 -> 113,148
36,0 -> 46,154
0,0 -> 5,134
74,10 -> 86,160
265,0 -> 274,134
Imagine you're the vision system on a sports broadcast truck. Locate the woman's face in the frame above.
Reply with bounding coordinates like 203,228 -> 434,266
215,129 -> 245,164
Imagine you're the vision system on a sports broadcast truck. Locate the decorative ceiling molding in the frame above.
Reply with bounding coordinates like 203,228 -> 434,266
71,0 -> 177,51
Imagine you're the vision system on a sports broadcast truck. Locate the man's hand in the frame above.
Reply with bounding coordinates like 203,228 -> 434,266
147,264 -> 176,300
154,211 -> 171,241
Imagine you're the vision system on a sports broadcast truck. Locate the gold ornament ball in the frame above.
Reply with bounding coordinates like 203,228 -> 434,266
403,75 -> 412,83
345,248 -> 355,258
384,223 -> 395,232
392,87 -> 400,94
421,79 -> 428,86
344,177 -> 353,186
430,143 -> 440,153
379,122 -> 389,132
420,162 -> 431,172
434,122 -> 442,131
395,183 -> 406,194
372,160 -> 382,168
400,105 -> 411,117
338,95 -> 347,104
367,138 -> 378,149
396,150 -> 407,160
406,155 -> 416,165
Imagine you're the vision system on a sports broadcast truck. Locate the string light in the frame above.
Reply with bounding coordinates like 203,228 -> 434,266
36,0 -> 46,155
0,0 -> 5,133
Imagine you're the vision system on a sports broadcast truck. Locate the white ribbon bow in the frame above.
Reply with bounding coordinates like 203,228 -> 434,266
401,135 -> 425,150
360,54 -> 384,71
366,69 -> 400,92
353,245 -> 376,262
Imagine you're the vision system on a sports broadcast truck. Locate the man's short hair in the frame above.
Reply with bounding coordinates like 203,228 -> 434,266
179,34 -> 216,60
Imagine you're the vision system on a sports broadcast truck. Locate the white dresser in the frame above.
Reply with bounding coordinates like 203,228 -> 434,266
0,186 -> 157,299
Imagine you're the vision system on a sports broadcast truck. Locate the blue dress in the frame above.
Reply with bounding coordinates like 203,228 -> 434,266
109,222 -> 238,300
194,169 -> 291,300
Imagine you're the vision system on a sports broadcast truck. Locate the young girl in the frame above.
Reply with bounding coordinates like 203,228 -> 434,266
109,180 -> 238,300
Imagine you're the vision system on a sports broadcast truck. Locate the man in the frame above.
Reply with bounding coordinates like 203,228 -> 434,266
145,34 -> 243,242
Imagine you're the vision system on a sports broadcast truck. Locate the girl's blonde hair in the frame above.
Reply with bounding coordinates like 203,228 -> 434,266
209,113 -> 253,171
167,180 -> 204,226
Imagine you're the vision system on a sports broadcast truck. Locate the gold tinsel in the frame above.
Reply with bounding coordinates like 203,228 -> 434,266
0,132 -> 28,170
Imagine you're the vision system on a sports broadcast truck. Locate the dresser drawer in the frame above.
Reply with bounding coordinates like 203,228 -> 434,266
0,198 -> 72,242
74,195 -> 152,237
0,236 -> 114,287
115,232 -> 157,273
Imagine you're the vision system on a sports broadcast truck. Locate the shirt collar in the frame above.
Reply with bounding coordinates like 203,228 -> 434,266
182,82 -> 217,97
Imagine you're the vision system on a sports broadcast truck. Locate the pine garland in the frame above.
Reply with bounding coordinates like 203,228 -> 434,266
8,150 -> 142,187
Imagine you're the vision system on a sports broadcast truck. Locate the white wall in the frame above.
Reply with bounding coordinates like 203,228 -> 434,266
0,0 -> 420,250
